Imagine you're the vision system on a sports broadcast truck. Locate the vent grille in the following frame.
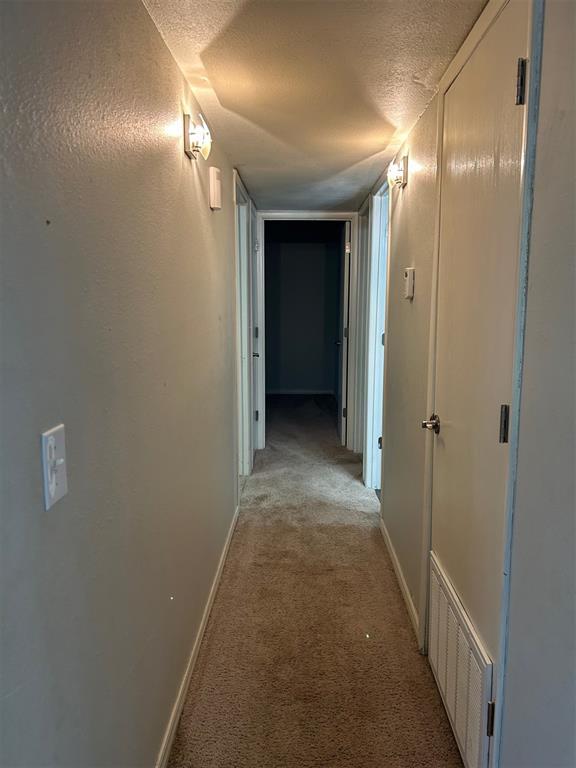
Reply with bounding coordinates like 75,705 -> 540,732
429,552 -> 493,768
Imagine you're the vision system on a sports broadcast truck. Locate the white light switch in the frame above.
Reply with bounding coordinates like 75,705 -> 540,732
41,424 -> 68,510
209,166 -> 222,210
404,267 -> 415,300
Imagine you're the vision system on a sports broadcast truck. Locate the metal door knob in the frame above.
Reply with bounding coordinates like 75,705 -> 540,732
421,414 -> 441,434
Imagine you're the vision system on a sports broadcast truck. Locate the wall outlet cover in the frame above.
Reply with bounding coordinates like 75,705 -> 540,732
41,424 -> 68,510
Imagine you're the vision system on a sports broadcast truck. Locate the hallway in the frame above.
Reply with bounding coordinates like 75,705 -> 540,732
168,397 -> 461,767
2,2 -> 573,766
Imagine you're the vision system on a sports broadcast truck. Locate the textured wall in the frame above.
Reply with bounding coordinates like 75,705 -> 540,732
380,97 -> 439,623
500,1 -> 576,764
265,222 -> 343,395
0,2 -> 236,765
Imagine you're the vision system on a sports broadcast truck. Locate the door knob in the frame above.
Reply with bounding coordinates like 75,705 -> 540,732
421,414 -> 440,434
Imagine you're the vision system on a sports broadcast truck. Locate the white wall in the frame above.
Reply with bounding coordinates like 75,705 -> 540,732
380,97 -> 439,624
0,2 -> 237,765
500,1 -> 576,765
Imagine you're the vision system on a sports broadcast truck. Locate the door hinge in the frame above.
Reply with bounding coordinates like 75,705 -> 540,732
344,326 -> 349,339
255,240 -> 260,253
515,58 -> 527,105
255,410 -> 259,422
378,436 -> 382,449
486,700 -> 496,737
381,332 -> 385,346
499,404 -> 510,443
345,241 -> 351,254
342,407 -> 347,418
254,326 -> 259,339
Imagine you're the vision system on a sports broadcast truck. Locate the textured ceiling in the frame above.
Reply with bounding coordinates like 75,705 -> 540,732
143,0 -> 486,210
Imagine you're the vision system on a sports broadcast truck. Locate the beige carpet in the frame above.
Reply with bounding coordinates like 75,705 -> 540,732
168,396 -> 462,768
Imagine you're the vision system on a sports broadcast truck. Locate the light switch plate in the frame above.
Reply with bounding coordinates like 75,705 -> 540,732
41,424 -> 68,510
404,267 -> 415,300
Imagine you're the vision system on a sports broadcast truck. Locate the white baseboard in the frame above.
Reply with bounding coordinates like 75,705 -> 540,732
155,505 -> 240,768
379,517 -> 420,639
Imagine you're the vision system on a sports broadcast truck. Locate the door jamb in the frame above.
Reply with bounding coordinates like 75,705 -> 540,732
353,200 -> 370,455
363,182 -> 389,490
234,170 -> 254,479
256,210 -> 359,449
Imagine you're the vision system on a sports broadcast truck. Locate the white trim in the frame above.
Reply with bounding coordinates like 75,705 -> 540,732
256,210 -> 359,449
417,95 -> 443,652
363,193 -> 377,486
233,170 -> 251,206
234,171 -> 255,477
155,505 -> 241,768
350,204 -> 370,454
369,168 -> 390,199
379,518 -> 419,639
341,220 -> 352,447
266,389 -> 336,395
363,185 -> 389,489
346,217 -> 361,451
258,210 -> 358,221
358,195 -> 371,217
253,211 -> 265,449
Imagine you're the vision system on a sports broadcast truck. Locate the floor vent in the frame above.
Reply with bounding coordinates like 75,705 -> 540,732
429,552 -> 493,768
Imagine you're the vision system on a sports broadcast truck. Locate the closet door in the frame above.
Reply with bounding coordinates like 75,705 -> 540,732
430,0 -> 528,662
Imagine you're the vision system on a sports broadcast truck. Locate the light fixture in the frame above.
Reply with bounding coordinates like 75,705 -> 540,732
388,155 -> 408,188
183,113 -> 212,160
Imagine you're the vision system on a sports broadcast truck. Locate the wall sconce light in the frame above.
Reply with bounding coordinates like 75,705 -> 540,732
388,155 -> 408,188
183,113 -> 212,160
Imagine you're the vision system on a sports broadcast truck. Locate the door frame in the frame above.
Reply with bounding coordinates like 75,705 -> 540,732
234,171 -> 255,478
250,200 -> 263,451
363,182 -> 389,490
255,210 -> 359,449
414,1 -> 544,765
353,200 -> 370,455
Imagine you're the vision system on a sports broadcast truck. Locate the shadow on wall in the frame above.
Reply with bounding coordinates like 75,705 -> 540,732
200,0 -> 395,170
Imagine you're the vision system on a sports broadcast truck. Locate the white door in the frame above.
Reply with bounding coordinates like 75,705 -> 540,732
235,184 -> 254,477
337,221 -> 351,444
430,0 -> 529,662
364,188 -> 388,490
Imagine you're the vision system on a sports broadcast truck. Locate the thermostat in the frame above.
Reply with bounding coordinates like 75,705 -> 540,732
209,167 -> 222,210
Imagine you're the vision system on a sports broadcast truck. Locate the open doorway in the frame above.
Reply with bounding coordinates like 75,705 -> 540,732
234,173 -> 256,483
363,184 -> 389,491
262,219 -> 350,443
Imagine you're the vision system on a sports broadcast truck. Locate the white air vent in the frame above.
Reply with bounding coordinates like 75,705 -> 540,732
429,552 -> 493,768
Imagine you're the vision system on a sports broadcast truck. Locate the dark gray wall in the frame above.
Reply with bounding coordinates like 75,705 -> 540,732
265,221 -> 343,394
